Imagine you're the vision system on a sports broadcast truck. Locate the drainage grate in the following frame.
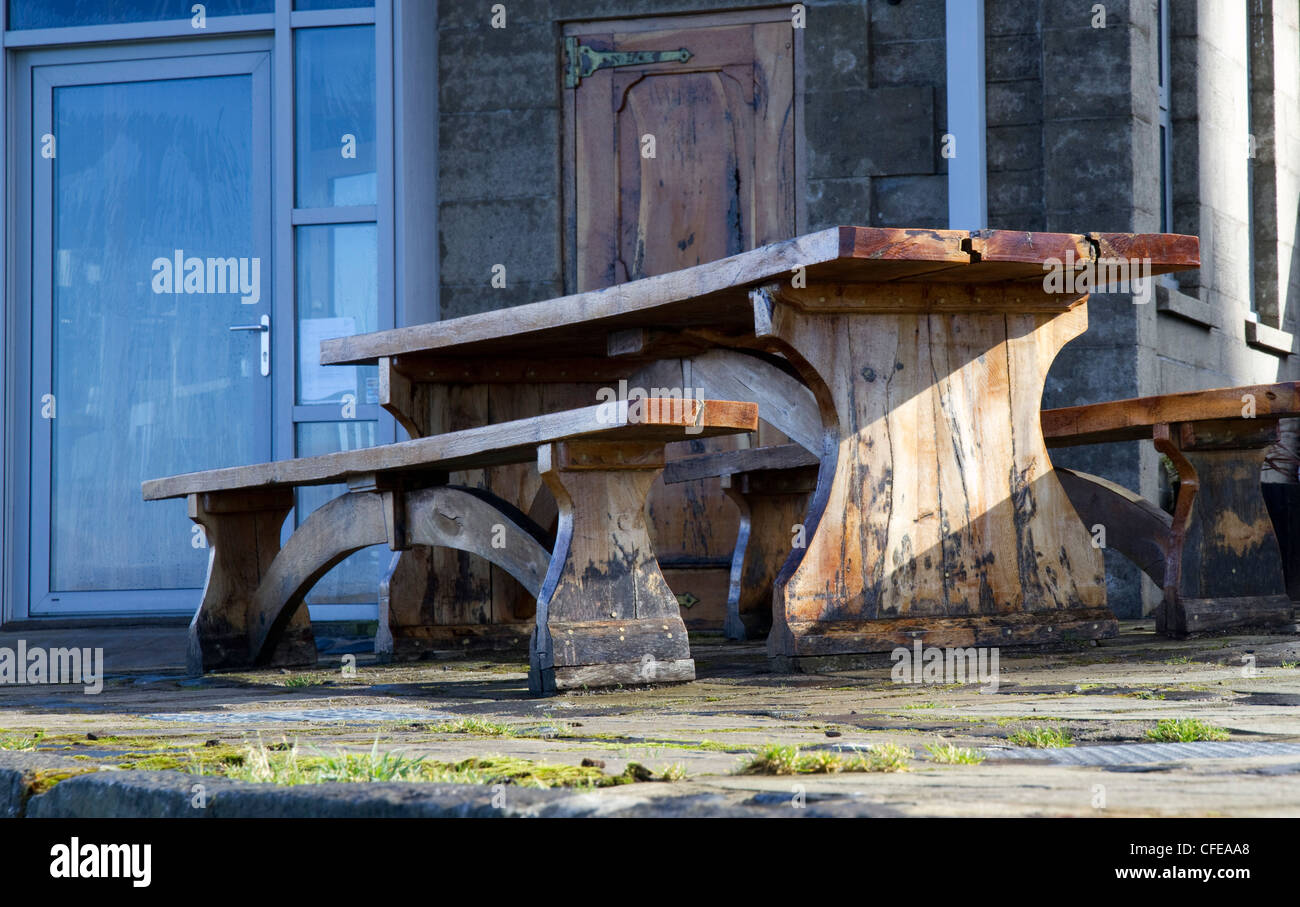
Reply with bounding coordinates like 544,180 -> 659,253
145,707 -> 455,725
985,741 -> 1300,766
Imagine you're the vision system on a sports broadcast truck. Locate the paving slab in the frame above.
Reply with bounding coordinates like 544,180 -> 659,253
1,622 -> 1298,816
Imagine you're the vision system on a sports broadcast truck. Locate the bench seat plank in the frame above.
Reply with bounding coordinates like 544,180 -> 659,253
1043,382 -> 1300,447
144,399 -> 757,500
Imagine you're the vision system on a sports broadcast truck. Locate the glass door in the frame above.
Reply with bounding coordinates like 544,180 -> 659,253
28,49 -> 274,615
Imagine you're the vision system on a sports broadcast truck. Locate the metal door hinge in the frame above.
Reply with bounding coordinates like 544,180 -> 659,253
564,36 -> 692,88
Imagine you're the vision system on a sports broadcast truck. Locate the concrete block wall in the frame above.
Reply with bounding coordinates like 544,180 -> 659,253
804,0 -> 947,229
437,0 -> 947,316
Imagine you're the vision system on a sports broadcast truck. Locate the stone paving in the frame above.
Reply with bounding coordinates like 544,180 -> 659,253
2,621 -> 1300,816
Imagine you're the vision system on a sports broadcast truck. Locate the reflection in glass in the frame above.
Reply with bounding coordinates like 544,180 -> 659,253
295,26 -> 376,208
295,421 -> 382,607
8,0 -> 271,30
50,76 -> 260,591
296,224 -> 378,405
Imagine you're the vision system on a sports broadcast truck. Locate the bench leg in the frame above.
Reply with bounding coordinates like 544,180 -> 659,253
186,490 -> 315,674
530,440 -> 694,694
1169,444 -> 1292,635
721,467 -> 817,641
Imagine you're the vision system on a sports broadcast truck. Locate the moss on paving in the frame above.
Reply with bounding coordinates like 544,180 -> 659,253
30,768 -> 100,796
190,738 -> 677,789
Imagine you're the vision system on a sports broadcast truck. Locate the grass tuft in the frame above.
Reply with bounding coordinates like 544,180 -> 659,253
191,736 -> 662,789
428,717 -> 516,737
0,731 -> 44,751
1007,726 -> 1073,748
281,675 -> 324,688
735,742 -> 912,775
924,741 -> 986,765
1145,718 -> 1230,742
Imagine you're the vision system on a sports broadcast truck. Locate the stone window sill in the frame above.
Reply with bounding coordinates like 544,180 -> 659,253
1155,284 -> 1220,328
1245,319 -> 1294,356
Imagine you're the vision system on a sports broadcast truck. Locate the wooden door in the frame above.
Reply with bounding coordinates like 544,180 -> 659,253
565,10 -> 799,629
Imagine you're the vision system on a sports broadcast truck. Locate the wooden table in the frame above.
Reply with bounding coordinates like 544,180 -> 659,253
324,226 -> 1200,671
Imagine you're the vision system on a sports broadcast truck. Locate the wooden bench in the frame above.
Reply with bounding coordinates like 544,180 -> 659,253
144,399 -> 758,693
1043,383 -> 1300,637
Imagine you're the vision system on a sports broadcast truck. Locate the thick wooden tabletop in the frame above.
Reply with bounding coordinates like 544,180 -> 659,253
322,226 -> 1199,366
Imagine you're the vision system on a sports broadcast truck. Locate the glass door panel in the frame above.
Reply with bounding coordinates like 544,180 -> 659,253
30,52 -> 273,614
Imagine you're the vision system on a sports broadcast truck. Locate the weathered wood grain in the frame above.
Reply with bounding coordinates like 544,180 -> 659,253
1176,595 -> 1293,634
1054,467 -> 1172,589
144,399 -> 758,500
1043,382 -> 1300,447
752,284 -> 1112,661
319,227 -> 1201,366
185,489 -> 314,674
530,440 -> 694,693
662,442 -> 819,485
767,609 -> 1118,667
1170,446 -> 1290,636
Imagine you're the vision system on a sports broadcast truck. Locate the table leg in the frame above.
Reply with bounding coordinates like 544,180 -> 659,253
530,440 -> 694,694
754,288 -> 1114,666
721,466 -> 817,640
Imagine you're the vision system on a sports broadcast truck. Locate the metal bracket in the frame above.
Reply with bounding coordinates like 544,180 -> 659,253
564,36 -> 692,88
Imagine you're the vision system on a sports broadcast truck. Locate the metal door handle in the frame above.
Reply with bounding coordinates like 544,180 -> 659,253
229,314 -> 270,376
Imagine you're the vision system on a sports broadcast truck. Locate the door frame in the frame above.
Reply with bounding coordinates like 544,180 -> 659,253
12,35 -> 275,619
559,6 -> 806,294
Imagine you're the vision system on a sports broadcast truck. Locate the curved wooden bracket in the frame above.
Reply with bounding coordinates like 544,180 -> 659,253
1054,467 -> 1173,590
245,486 -> 551,667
